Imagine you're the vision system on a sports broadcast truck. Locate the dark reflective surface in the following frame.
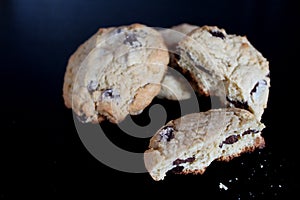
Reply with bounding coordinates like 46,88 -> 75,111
1,0 -> 298,198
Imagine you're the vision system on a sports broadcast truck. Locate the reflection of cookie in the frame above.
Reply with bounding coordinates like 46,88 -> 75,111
158,24 -> 198,100
144,108 -> 265,181
63,23 -> 169,123
177,26 -> 270,120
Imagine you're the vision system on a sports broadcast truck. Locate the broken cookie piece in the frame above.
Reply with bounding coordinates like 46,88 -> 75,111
177,25 -> 270,120
144,108 -> 265,181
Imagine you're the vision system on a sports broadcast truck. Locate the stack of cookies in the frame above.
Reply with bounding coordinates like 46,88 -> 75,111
63,23 -> 270,181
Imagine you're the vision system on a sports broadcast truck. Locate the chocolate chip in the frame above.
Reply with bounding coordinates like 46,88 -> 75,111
87,80 -> 98,93
209,30 -> 225,39
266,72 -> 270,78
116,28 -> 122,33
123,33 -> 142,47
186,51 -> 193,60
250,82 -> 259,95
173,156 -> 195,165
250,80 -> 267,95
159,126 -> 174,142
170,166 -> 184,174
101,89 -> 120,100
226,97 -> 250,111
242,129 -> 259,136
173,53 -> 180,61
76,113 -> 88,123
223,135 -> 239,144
219,135 -> 239,148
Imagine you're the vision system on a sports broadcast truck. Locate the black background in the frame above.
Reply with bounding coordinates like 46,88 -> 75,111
1,0 -> 299,199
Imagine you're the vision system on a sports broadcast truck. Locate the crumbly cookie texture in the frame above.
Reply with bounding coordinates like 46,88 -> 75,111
63,23 -> 169,123
144,108 -> 265,181
177,26 -> 270,120
158,23 -> 198,100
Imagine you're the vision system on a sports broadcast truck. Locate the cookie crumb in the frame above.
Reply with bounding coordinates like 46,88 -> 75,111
219,182 -> 228,190
260,164 -> 264,168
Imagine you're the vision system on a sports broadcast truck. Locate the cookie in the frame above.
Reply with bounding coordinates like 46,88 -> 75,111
157,70 -> 193,101
144,108 -> 265,181
158,23 -> 198,100
160,23 -> 199,52
176,26 -> 270,120
63,23 -> 169,123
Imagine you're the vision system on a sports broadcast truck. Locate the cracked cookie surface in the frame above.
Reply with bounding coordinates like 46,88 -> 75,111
144,108 -> 265,181
177,26 -> 270,120
63,23 -> 169,123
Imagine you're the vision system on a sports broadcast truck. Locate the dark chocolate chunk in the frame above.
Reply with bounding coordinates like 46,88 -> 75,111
209,30 -> 225,39
219,129 -> 260,148
102,89 -> 113,98
76,113 -> 88,123
186,51 -> 193,61
87,80 -> 98,93
173,53 -> 180,61
123,33 -> 142,47
159,126 -> 174,142
242,129 -> 259,136
173,156 -> 195,166
226,97 -> 250,111
101,89 -> 120,100
250,82 -> 259,95
250,80 -> 267,95
223,135 -> 239,144
170,166 -> 184,174
219,135 -> 239,148
116,28 -> 122,33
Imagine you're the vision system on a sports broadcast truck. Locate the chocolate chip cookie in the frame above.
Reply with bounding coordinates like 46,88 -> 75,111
176,26 -> 270,120
144,108 -> 265,181
63,23 -> 169,123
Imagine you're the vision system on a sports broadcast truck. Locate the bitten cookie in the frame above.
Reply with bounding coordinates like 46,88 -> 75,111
177,26 -> 270,120
144,108 -> 265,181
63,23 -> 169,123
158,23 -> 198,101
